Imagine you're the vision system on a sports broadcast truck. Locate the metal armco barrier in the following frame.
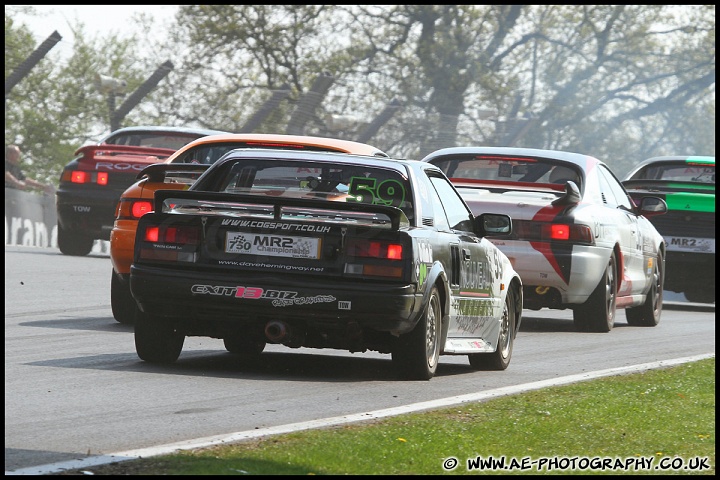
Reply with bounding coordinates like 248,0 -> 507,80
4,187 -> 109,253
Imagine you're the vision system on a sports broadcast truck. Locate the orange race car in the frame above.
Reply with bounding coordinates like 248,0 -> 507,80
110,133 -> 389,324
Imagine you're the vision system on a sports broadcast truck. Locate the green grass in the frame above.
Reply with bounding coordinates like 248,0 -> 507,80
58,358 -> 714,475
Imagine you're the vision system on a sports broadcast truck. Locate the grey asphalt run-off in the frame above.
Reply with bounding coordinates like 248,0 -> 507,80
6,353 -> 714,476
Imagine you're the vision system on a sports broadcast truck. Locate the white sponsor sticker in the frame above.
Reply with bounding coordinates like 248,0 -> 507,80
226,232 -> 321,259
665,236 -> 715,253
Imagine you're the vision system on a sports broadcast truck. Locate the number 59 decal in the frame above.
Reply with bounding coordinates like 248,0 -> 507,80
347,176 -> 406,207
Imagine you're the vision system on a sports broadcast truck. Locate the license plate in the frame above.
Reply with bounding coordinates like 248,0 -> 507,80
225,232 -> 322,259
665,236 -> 715,253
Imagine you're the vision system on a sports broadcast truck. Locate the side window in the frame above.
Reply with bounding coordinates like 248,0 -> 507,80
425,177 -> 450,231
428,174 -> 474,232
599,166 -> 633,209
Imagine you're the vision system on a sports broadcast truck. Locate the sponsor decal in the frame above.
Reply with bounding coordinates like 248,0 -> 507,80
454,315 -> 493,333
95,162 -> 147,171
448,339 -> 490,351
215,260 -> 324,272
415,239 -> 433,286
226,232 -> 321,258
191,284 -> 296,299
152,243 -> 183,250
190,284 -> 336,307
272,295 -> 337,307
665,236 -> 715,253
452,298 -> 494,317
450,298 -> 494,333
220,219 -> 331,233
461,258 -> 492,291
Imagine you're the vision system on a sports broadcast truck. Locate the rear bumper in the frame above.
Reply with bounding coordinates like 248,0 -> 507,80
56,187 -> 123,239
130,265 -> 423,336
492,240 -> 609,305
664,251 -> 715,288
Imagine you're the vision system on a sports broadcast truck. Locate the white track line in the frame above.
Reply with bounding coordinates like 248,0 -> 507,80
6,353 -> 715,476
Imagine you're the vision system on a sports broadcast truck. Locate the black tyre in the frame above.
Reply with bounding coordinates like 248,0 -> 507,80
223,334 -> 266,357
392,285 -> 442,380
468,286 -> 516,370
573,252 -> 617,333
626,251 -> 664,326
57,223 -> 94,256
684,288 -> 715,304
111,270 -> 136,325
134,310 -> 184,364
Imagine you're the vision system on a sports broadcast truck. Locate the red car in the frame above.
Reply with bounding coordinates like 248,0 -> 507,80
55,125 -> 226,256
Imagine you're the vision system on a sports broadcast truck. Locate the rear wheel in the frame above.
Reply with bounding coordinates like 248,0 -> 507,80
392,285 -> 442,380
134,310 -> 184,364
468,287 -> 516,370
573,252 -> 617,333
111,270 -> 136,325
57,223 -> 94,256
626,251 -> 664,326
684,288 -> 715,304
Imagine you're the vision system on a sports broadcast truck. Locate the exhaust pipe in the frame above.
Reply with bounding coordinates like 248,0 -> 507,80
264,320 -> 306,348
265,320 -> 290,343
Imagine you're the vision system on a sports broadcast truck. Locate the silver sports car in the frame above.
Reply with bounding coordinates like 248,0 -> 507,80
423,146 -> 668,333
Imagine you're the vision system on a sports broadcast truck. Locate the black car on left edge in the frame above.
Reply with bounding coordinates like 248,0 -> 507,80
129,149 -> 523,380
55,125 -> 227,256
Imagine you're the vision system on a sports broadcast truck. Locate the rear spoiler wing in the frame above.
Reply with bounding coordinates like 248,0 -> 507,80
452,178 -> 581,206
622,179 -> 715,193
74,144 -> 177,160
153,189 -> 410,230
137,163 -> 211,181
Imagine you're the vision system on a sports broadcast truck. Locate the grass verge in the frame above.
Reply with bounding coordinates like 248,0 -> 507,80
55,358 -> 714,475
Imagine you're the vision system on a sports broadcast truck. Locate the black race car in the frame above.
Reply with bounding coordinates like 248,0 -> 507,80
55,125 -> 226,256
129,149 -> 523,380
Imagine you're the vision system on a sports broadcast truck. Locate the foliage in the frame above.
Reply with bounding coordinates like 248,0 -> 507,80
5,7 -> 162,184
4,5 -> 715,184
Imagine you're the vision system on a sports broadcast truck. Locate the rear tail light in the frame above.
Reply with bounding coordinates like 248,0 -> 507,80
142,225 -> 200,245
346,239 -> 404,259
344,239 -> 405,278
513,221 -> 594,244
116,198 -> 154,220
61,169 -> 110,185
138,224 -> 200,263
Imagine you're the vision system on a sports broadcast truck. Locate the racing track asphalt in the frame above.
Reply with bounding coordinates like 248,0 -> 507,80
6,352 -> 714,476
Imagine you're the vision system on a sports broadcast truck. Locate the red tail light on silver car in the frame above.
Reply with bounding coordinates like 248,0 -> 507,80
512,220 -> 594,244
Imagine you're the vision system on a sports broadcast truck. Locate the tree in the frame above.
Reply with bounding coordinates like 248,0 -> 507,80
5,7 -> 179,184
5,5 -> 715,181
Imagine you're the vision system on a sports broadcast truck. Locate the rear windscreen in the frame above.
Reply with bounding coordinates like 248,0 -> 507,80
431,154 -> 582,188
104,133 -> 205,150
172,142 -> 348,165
631,162 -> 715,183
195,159 -> 413,219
